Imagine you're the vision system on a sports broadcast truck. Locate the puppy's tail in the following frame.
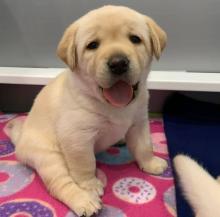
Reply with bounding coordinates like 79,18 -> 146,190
174,155 -> 220,217
5,117 -> 26,145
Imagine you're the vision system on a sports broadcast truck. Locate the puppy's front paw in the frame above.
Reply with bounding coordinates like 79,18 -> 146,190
79,177 -> 104,196
139,156 -> 168,175
73,190 -> 102,217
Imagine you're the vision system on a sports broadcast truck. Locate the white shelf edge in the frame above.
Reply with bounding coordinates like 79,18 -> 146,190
0,67 -> 62,85
148,70 -> 220,92
0,67 -> 220,92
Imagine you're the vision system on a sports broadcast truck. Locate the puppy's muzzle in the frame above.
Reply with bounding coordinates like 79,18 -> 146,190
107,54 -> 130,75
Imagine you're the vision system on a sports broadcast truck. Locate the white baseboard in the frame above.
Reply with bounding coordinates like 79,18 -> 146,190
0,67 -> 220,92
0,67 -> 61,85
147,70 -> 220,92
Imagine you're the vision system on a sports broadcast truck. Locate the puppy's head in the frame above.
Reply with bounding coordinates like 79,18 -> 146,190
57,6 -> 167,108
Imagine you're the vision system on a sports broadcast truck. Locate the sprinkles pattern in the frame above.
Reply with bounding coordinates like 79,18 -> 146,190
113,177 -> 156,204
0,199 -> 56,217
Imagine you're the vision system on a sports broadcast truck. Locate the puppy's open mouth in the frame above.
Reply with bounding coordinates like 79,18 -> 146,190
100,81 -> 139,108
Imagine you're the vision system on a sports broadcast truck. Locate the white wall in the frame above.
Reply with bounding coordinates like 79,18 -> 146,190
0,0 -> 220,71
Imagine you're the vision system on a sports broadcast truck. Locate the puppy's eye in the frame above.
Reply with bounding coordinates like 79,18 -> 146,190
129,35 -> 142,44
86,41 -> 99,50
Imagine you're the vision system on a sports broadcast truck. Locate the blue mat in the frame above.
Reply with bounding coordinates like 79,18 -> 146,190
163,93 -> 220,217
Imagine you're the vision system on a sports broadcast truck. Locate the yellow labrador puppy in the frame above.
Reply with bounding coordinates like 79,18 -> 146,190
7,5 -> 167,217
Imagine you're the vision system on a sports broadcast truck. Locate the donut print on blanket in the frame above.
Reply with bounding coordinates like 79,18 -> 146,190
96,145 -> 133,165
113,177 -> 156,204
97,205 -> 126,217
0,140 -> 15,157
65,204 -> 126,217
0,115 -> 175,217
0,114 -> 17,123
0,161 -> 35,197
163,186 -> 177,216
0,199 -> 56,217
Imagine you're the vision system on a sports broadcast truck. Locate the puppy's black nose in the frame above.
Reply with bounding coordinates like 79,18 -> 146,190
107,55 -> 129,75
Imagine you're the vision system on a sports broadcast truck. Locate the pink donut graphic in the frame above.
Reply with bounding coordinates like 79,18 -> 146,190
152,132 -> 168,154
163,186 -> 177,216
0,161 -> 35,197
0,199 -> 56,217
113,177 -> 156,204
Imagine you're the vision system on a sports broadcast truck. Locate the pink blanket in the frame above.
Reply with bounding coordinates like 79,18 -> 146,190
0,114 -> 176,217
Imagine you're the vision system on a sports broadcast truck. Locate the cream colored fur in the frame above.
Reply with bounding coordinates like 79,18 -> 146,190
7,5 -> 167,216
174,155 -> 220,217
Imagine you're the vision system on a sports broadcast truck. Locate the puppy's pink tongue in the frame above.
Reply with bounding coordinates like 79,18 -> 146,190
103,81 -> 133,108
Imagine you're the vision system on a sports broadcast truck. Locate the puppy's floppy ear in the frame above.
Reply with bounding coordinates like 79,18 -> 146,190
145,16 -> 167,60
57,22 -> 78,71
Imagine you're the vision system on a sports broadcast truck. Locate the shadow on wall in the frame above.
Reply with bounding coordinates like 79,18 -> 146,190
0,84 -> 172,113
1,84 -> 219,113
0,84 -> 43,113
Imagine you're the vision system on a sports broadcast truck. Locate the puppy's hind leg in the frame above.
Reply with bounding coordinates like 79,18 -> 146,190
16,137 -> 101,217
